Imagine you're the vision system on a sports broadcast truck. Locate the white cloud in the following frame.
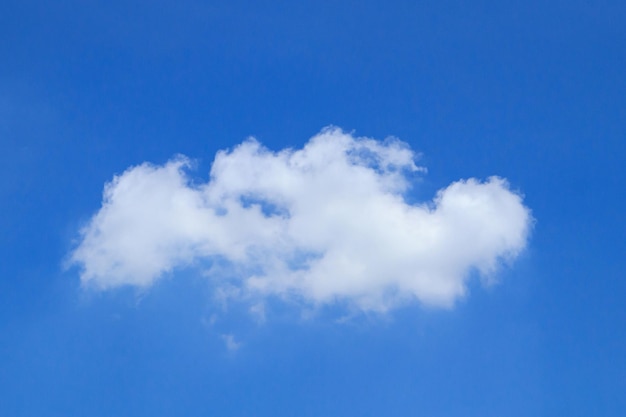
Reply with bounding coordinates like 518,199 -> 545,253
221,334 -> 241,351
69,127 -> 532,311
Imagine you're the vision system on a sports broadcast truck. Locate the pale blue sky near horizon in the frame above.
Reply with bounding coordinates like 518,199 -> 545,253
1,0 -> 625,415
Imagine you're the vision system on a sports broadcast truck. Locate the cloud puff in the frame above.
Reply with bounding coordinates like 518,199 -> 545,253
221,334 -> 241,351
69,128 -> 532,311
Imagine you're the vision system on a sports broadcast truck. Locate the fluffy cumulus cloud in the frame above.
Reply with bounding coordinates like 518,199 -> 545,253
69,128 -> 532,311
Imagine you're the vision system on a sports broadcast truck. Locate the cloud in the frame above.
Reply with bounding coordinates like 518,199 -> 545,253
69,127 -> 532,311
221,334 -> 241,351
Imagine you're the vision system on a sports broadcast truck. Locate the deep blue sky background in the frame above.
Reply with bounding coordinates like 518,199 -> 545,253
1,0 -> 625,415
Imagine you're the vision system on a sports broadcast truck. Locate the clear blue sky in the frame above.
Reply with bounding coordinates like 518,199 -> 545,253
1,0 -> 625,415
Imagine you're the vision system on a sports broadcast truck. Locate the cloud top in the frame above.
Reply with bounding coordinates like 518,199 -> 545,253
69,128 -> 532,311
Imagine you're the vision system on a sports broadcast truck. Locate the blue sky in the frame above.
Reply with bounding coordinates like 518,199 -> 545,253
1,0 -> 625,415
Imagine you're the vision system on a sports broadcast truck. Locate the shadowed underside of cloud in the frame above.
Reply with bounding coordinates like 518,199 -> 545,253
69,128 -> 532,311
